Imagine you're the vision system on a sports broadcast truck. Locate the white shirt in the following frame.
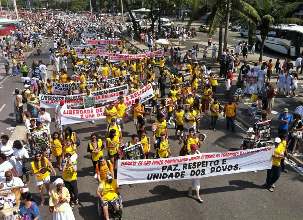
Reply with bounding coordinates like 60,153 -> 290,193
1,176 -> 24,189
295,57 -> 302,67
0,161 -> 13,182
0,142 -> 13,157
38,112 -> 51,131
13,148 -> 29,177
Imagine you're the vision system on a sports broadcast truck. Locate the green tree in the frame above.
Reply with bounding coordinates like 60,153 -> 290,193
208,0 -> 260,57
252,0 -> 302,61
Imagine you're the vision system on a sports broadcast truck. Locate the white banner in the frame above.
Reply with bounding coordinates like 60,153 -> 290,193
117,146 -> 274,185
52,75 -> 128,95
40,84 -> 128,108
60,84 -> 154,125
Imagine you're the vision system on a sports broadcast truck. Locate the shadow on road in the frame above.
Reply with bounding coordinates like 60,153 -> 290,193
123,180 -> 262,208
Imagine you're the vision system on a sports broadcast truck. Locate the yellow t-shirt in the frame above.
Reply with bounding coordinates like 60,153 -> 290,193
186,97 -> 194,107
187,110 -> 198,126
64,144 -> 76,156
105,106 -> 118,123
62,163 -> 77,182
158,139 -> 170,158
155,120 -> 167,137
106,136 -> 120,156
31,158 -> 51,181
175,110 -> 185,125
98,180 -> 118,202
187,137 -> 199,153
102,66 -> 110,78
108,124 -> 121,139
210,103 -> 220,117
89,139 -> 104,161
51,139 -> 63,157
141,136 -> 150,154
116,103 -> 127,118
272,141 -> 286,167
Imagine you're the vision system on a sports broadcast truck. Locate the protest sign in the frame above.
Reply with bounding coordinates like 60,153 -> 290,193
117,146 -> 274,185
40,84 -> 128,108
60,84 -> 154,125
121,143 -> 145,160
86,39 -> 122,45
52,75 -> 129,95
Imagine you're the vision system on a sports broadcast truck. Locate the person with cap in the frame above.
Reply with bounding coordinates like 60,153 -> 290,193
96,173 -> 121,220
263,136 -> 286,192
49,178 -> 75,220
278,108 -> 293,136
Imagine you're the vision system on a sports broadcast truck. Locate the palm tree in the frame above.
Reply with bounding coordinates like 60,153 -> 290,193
208,0 -> 260,56
252,0 -> 303,61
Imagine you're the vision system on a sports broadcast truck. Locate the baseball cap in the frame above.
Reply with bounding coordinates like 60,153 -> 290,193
283,108 -> 288,113
274,137 -> 281,143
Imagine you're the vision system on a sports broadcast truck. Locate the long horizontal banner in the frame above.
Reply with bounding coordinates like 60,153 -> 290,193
40,84 -> 128,108
52,75 -> 128,95
77,50 -> 164,60
86,39 -> 122,45
59,83 -> 154,125
117,146 -> 274,185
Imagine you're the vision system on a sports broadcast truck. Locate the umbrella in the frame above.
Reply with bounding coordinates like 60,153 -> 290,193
295,105 -> 303,117
155,38 -> 170,45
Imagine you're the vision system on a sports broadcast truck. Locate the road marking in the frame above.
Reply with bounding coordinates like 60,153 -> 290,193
0,104 -> 6,112
0,76 -> 8,86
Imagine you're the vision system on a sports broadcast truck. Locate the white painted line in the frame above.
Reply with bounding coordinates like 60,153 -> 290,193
235,121 -> 246,132
0,104 -> 6,112
0,76 -> 8,86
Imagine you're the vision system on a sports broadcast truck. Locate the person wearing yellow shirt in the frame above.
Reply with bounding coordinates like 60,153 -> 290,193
158,133 -> 170,158
96,158 -> 114,182
51,132 -> 63,170
46,79 -> 53,94
59,71 -> 68,83
115,96 -> 127,129
87,133 -> 104,170
108,118 -> 122,139
153,115 -> 167,149
169,85 -> 179,102
102,64 -> 110,78
186,128 -> 201,154
264,136 -> 286,192
201,84 -> 213,113
224,100 -> 237,132
159,58 -> 165,69
191,75 -> 199,91
62,153 -> 79,206
31,153 -> 56,205
210,98 -> 221,130
63,138 -> 77,159
97,174 -> 121,220
186,106 -> 199,132
140,131 -> 151,158
209,73 -> 218,94
175,106 -> 185,137
106,129 -> 120,169
104,103 -> 118,126
185,94 -> 195,107
133,99 -> 145,127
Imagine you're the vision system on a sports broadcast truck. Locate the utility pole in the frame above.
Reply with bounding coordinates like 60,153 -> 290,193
120,0 -> 124,23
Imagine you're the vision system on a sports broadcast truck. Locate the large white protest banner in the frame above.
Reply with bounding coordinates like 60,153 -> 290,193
60,83 -> 154,125
117,146 -> 274,185
40,84 -> 128,108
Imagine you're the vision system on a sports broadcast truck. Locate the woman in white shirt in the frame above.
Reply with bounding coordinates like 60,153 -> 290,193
0,153 -> 17,182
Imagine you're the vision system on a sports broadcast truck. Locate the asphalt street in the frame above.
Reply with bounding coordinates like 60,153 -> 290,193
1,34 -> 303,220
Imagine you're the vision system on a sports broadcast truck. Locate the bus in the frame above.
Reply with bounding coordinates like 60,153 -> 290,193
256,24 -> 303,57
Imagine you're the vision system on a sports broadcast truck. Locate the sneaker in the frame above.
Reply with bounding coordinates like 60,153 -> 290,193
268,187 -> 274,192
197,198 -> 204,203
272,184 -> 276,188
74,199 -> 79,205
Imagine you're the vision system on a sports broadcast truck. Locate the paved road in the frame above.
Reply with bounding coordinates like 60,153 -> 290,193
2,35 -> 303,220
